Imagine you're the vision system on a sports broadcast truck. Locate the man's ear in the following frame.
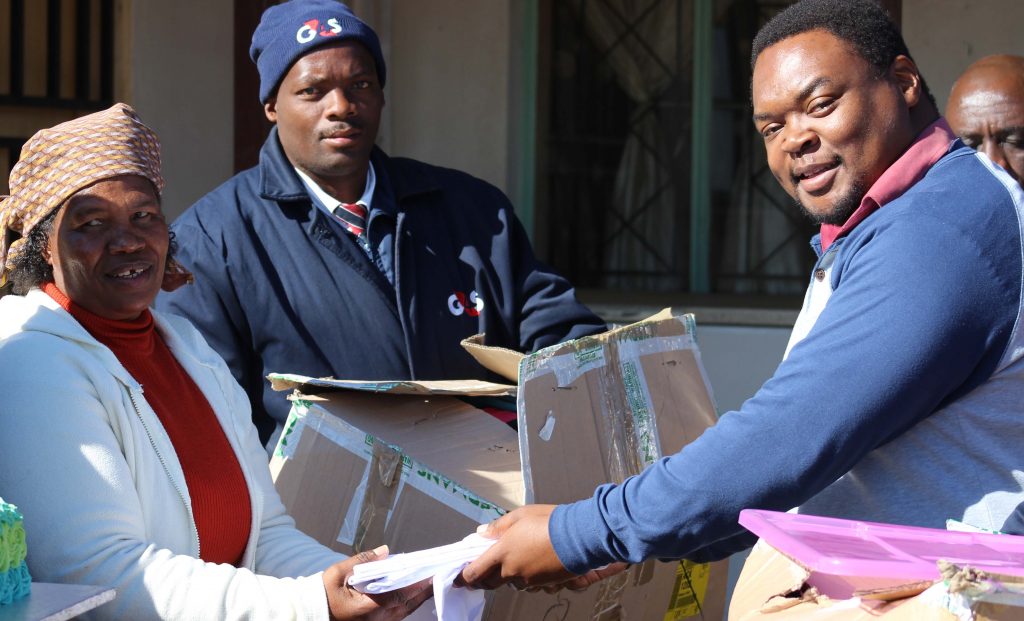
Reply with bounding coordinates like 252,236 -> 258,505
264,97 -> 278,124
891,55 -> 923,108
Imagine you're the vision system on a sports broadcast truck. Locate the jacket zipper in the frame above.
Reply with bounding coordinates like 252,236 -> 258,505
127,386 -> 202,557
393,211 -> 417,379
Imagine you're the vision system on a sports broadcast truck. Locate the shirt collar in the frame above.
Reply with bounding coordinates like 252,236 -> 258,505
819,118 -> 956,252
293,162 -> 376,215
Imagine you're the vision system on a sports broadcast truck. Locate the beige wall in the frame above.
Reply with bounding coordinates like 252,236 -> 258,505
126,0 -> 234,221
903,0 -> 1024,115
371,0 -> 513,195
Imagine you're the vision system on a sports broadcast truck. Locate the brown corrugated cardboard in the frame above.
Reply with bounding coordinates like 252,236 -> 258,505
513,309 -> 717,504
270,310 -> 726,620
460,334 -> 522,383
271,386 -> 519,554
729,541 -> 1024,621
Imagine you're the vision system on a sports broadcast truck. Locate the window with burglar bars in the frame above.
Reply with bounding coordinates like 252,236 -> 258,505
0,0 -> 115,192
540,0 -> 817,297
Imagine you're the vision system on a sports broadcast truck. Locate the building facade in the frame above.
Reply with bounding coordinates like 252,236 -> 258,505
2,0 -> 1023,412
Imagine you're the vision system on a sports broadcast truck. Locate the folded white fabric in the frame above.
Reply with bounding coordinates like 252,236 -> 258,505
349,533 -> 497,621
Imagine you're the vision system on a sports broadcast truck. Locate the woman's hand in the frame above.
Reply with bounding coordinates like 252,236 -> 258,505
322,546 -> 433,621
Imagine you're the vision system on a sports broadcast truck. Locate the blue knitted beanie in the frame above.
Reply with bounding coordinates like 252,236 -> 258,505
249,0 -> 386,103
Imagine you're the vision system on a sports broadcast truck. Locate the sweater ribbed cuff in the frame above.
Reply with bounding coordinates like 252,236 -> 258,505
549,499 -> 616,575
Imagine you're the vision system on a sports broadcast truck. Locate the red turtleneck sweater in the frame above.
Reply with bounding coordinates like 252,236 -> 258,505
45,283 -> 252,566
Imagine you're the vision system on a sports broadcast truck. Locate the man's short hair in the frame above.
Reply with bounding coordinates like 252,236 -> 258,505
751,0 -> 936,107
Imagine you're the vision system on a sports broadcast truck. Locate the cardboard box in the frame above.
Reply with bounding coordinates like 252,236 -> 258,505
269,310 -> 728,620
735,509 -> 1024,601
729,540 -> 1024,621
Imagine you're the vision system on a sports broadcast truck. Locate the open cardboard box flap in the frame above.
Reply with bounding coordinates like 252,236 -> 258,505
459,334 -> 523,383
268,373 -> 515,397
461,308 -> 679,382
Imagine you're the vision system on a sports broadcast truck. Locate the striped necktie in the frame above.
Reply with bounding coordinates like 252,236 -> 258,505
334,202 -> 368,240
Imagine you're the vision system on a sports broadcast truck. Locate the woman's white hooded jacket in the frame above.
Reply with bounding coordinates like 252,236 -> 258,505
0,289 -> 344,619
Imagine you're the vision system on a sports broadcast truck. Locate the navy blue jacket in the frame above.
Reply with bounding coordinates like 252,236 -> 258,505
157,129 -> 605,442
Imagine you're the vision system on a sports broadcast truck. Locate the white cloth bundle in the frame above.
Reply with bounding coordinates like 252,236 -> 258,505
348,533 -> 497,621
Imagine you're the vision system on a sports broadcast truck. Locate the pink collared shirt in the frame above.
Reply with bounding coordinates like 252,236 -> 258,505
819,119 -> 956,252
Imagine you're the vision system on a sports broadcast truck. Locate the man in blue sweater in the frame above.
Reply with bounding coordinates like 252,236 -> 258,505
458,0 -> 1024,591
156,0 -> 605,445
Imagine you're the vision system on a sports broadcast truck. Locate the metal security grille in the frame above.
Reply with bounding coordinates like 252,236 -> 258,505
541,0 -> 818,296
1,0 -> 114,109
710,0 -> 816,295
544,0 -> 693,292
0,0 -> 114,191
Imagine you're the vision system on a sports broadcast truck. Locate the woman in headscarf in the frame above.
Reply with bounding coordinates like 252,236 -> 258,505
0,104 -> 429,620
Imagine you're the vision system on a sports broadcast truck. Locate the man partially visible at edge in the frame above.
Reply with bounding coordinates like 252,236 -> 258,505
456,0 -> 1024,591
157,0 -> 605,446
947,54 -> 1024,186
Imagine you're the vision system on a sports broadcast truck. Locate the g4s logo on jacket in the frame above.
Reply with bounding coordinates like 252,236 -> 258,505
448,291 -> 485,317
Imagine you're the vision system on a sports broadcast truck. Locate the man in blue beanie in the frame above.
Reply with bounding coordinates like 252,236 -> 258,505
158,0 -> 606,446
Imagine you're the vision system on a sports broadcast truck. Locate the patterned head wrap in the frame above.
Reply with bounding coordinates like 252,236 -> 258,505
0,103 -> 164,282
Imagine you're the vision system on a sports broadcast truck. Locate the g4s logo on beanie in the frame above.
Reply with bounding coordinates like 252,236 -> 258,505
296,18 -> 343,44
251,1 -> 387,103
448,291 -> 485,317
